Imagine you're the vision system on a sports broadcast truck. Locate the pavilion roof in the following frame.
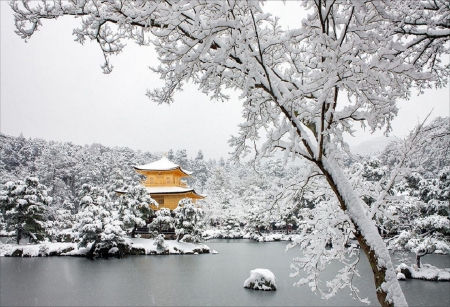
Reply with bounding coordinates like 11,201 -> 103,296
115,186 -> 206,198
133,156 -> 192,175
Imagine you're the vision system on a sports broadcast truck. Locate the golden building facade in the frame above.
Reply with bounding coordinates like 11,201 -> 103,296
133,156 -> 205,210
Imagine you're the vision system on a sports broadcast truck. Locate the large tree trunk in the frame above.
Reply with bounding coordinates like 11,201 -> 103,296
318,158 -> 407,307
416,250 -> 427,268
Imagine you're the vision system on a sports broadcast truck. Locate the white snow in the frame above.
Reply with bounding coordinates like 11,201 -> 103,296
0,238 -> 212,257
134,156 -> 192,175
144,186 -> 196,194
397,273 -> 406,280
396,263 -> 450,281
321,157 -> 408,306
1,242 -> 77,257
244,268 -> 277,291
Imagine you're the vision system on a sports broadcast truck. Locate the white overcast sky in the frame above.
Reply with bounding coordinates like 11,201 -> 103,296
1,1 -> 449,160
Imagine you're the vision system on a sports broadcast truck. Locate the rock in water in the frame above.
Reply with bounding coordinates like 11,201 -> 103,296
244,268 -> 277,291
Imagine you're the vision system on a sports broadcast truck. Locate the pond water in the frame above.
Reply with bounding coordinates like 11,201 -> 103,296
1,239 -> 449,306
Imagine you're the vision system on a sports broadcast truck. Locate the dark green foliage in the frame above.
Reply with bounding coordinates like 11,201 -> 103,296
0,177 -> 50,244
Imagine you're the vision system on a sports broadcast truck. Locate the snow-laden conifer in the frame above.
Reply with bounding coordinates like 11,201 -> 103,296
174,198 -> 204,243
0,177 -> 51,244
148,208 -> 174,234
118,184 -> 155,238
74,184 -> 126,259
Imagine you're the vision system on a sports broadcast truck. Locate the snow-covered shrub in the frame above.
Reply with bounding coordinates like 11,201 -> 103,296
244,269 -> 277,291
118,184 -> 155,238
174,198 -> 204,243
39,244 -> 50,257
153,234 -> 168,252
74,184 -> 126,259
149,208 -> 174,234
0,177 -> 51,244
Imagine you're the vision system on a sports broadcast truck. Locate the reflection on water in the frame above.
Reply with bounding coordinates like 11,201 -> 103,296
1,240 -> 449,306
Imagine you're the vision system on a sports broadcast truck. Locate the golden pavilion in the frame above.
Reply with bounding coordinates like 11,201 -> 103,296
132,156 -> 205,210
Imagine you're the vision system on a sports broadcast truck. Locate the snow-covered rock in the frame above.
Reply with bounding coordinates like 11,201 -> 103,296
396,263 -> 450,281
397,273 -> 406,280
244,268 -> 277,291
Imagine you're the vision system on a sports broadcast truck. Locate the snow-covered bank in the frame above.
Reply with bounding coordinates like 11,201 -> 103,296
396,263 -> 450,281
0,238 -> 211,257
202,229 -> 298,242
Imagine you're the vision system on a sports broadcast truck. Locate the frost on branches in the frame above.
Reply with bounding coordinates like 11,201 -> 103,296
0,177 -> 51,244
10,0 -> 450,305
74,184 -> 126,259
351,117 -> 450,269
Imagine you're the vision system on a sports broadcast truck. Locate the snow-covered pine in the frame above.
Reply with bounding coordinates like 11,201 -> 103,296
9,1 -> 450,305
74,184 -> 126,259
153,233 -> 168,252
148,208 -> 174,234
118,184 -> 155,238
0,177 -> 51,244
174,198 -> 204,243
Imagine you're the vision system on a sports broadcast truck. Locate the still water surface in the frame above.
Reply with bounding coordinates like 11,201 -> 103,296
1,239 -> 449,306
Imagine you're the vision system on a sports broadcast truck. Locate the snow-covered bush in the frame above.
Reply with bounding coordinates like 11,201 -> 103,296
118,184 -> 155,238
153,234 -> 168,252
74,184 -> 127,259
0,177 -> 51,244
174,198 -> 204,243
244,269 -> 277,291
149,208 -> 174,234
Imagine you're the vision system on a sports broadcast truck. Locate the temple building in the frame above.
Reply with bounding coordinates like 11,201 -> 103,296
132,156 -> 205,210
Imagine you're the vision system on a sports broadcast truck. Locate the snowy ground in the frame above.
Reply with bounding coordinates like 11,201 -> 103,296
396,263 -> 450,281
202,228 -> 297,242
0,238 -> 212,257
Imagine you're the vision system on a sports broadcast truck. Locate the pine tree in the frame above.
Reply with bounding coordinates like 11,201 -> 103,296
118,185 -> 155,238
148,208 -> 174,234
174,198 -> 204,243
0,177 -> 51,244
74,184 -> 126,259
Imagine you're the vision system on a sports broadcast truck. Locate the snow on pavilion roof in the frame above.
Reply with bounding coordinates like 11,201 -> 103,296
145,186 -> 205,196
114,186 -> 206,198
133,156 -> 192,175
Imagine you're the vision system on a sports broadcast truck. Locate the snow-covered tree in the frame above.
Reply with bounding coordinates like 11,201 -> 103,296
0,177 -> 51,244
118,185 -> 155,238
148,208 -> 174,234
46,200 -> 76,242
153,233 -> 168,252
173,198 -> 204,243
74,184 -> 126,259
191,150 -> 209,192
387,181 -> 450,268
10,0 -> 450,305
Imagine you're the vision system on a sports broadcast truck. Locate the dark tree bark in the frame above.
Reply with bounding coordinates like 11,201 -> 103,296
16,228 -> 22,245
86,240 -> 98,260
416,250 -> 427,268
131,223 -> 137,238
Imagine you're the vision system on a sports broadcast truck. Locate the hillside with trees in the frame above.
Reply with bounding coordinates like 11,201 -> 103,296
1,116 -> 448,261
